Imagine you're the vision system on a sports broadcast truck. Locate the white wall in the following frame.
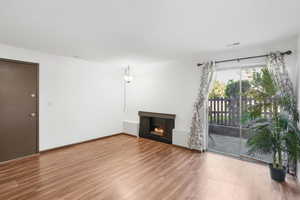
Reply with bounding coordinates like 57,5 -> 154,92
124,37 -> 299,147
1,36 -> 298,153
124,60 -> 200,132
0,43 -> 123,151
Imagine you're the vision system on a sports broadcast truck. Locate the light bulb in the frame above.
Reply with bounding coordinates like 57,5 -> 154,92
124,75 -> 133,83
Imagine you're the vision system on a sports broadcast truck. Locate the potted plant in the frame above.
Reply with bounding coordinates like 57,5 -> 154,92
243,68 -> 300,182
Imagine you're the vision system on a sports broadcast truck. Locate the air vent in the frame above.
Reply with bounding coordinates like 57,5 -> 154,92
226,42 -> 240,47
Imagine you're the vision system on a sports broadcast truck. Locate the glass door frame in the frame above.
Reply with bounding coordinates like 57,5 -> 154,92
207,63 -> 268,163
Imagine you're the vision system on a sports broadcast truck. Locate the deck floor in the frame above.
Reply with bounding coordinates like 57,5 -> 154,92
208,133 -> 272,162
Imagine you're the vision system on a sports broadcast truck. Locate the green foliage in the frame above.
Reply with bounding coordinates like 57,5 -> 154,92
246,68 -> 277,101
280,94 -> 299,123
246,118 -> 273,154
209,80 -> 226,98
243,67 -> 300,169
225,80 -> 251,98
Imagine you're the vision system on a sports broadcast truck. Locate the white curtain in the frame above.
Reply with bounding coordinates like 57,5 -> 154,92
267,51 -> 298,175
188,62 -> 215,151
267,52 -> 297,119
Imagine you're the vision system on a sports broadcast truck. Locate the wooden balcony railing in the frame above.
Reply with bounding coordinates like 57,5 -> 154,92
208,97 -> 278,127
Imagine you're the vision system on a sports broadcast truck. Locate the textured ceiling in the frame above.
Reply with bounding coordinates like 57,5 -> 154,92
0,0 -> 299,61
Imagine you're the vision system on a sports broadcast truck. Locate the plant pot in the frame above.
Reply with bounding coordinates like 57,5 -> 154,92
269,164 -> 286,182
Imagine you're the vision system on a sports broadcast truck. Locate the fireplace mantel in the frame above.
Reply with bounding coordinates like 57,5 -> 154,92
138,111 -> 176,120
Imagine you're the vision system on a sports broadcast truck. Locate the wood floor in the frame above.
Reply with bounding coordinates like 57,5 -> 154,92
0,134 -> 299,200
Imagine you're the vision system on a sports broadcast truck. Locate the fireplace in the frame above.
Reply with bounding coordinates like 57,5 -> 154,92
138,111 -> 175,144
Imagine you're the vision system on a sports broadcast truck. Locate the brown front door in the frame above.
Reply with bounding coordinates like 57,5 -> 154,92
0,59 -> 38,162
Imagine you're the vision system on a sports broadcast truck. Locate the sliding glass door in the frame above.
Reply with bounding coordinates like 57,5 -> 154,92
208,68 -> 241,156
239,67 -> 272,162
207,65 -> 272,163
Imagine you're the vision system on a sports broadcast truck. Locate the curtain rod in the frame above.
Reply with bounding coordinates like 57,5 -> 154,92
197,50 -> 292,67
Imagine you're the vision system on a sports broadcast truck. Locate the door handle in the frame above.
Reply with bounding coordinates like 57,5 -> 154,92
30,112 -> 36,117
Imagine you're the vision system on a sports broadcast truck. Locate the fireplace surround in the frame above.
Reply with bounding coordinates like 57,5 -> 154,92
138,111 -> 175,144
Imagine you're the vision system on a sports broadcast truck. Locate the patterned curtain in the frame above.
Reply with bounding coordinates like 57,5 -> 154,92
188,62 -> 215,151
267,52 -> 298,176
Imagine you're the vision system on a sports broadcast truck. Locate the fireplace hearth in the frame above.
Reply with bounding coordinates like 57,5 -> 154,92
138,111 -> 175,144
